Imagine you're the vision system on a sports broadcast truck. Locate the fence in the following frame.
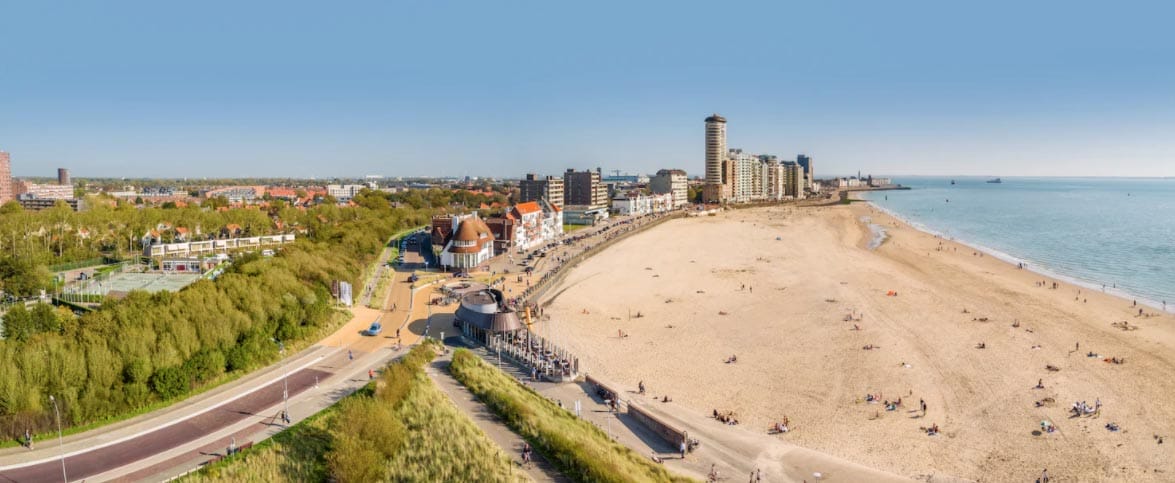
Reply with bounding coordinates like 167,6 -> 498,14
483,330 -> 580,381
48,256 -> 119,273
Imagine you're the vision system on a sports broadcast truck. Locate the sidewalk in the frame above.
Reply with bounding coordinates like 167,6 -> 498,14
116,343 -> 408,482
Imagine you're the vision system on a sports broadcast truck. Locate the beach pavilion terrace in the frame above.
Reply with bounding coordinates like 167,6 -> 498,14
454,288 -> 579,381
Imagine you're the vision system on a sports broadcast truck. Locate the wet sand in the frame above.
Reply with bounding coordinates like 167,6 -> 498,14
538,203 -> 1175,481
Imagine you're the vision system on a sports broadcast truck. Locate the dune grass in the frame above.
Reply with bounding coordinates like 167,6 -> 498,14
385,368 -> 527,482
184,342 -> 526,482
449,349 -> 695,483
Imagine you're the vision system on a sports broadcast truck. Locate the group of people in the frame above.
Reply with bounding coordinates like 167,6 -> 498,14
1040,420 -> 1056,434
713,409 -> 740,425
1070,399 -> 1102,417
865,393 -> 903,412
772,416 -> 791,434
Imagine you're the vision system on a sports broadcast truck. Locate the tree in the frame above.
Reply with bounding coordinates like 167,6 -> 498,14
123,358 -> 152,384
0,257 -> 51,297
30,302 -> 61,334
0,201 -> 22,215
150,366 -> 188,400
202,196 -> 230,209
2,303 -> 33,342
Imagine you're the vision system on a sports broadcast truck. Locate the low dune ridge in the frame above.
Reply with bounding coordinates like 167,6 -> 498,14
538,203 -> 1175,481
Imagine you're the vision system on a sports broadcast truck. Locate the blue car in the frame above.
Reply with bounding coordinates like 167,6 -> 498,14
363,322 -> 383,336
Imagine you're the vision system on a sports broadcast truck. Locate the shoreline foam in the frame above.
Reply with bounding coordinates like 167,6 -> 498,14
861,198 -> 1172,313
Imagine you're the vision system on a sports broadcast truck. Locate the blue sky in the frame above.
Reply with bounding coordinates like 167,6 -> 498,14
1,1 -> 1173,178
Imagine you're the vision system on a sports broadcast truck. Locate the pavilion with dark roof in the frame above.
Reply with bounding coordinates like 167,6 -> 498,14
454,288 -> 524,343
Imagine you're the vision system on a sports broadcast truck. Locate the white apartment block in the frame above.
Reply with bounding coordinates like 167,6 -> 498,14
728,149 -> 757,203
766,160 -> 786,200
15,181 -> 74,200
327,184 -> 366,201
650,169 -> 689,208
612,192 -> 674,216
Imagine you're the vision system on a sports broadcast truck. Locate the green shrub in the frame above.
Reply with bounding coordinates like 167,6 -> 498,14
150,366 -> 188,400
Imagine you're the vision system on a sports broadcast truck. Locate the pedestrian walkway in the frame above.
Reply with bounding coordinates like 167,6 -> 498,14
425,353 -> 567,482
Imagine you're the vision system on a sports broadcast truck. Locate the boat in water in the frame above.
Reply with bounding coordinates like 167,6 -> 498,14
987,177 -> 1002,184
950,180 -> 956,185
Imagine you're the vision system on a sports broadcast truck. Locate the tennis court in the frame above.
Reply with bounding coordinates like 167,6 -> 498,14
64,271 -> 202,299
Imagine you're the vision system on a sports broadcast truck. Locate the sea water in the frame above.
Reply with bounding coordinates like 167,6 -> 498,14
860,177 -> 1175,311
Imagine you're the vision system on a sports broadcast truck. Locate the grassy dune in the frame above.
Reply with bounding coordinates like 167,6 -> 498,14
449,349 -> 694,483
185,343 -> 525,482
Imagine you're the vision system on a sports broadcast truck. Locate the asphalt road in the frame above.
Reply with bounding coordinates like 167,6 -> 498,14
0,367 -> 329,482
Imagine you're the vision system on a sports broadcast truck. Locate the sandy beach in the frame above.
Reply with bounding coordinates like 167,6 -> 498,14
538,202 -> 1175,481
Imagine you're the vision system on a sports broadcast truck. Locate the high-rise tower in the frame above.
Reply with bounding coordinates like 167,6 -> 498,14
703,114 -> 727,203
57,168 -> 71,186
705,114 -> 727,185
0,151 -> 12,204
797,154 -> 813,191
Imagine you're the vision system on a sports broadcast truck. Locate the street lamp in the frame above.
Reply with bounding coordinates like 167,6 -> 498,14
48,395 -> 66,483
274,339 -> 289,424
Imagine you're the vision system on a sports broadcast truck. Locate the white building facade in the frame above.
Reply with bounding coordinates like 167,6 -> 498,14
439,214 -> 495,269
650,169 -> 689,208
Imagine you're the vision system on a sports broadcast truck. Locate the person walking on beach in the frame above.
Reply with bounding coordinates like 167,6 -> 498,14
920,398 -> 927,415
1040,467 -> 1050,483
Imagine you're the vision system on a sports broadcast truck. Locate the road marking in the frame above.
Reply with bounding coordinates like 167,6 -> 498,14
0,350 -> 336,471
